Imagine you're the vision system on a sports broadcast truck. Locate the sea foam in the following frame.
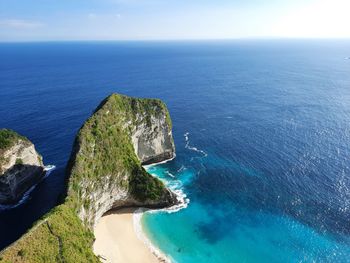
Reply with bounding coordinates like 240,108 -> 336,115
133,187 -> 189,263
135,156 -> 190,262
184,132 -> 208,157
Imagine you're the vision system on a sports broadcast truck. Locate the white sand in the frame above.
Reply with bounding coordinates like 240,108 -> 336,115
93,208 -> 160,263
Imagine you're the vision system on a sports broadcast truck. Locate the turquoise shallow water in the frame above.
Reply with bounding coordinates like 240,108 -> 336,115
144,161 -> 350,263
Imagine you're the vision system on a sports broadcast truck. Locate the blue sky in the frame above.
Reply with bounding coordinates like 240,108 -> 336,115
0,0 -> 349,41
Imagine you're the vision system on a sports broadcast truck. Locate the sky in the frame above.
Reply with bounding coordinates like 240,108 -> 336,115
0,0 -> 350,41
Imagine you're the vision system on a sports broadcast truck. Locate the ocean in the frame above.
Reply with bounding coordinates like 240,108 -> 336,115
0,40 -> 350,262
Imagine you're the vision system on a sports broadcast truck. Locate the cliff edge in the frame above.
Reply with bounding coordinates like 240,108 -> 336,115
0,94 -> 177,262
0,129 -> 44,206
66,93 -> 177,228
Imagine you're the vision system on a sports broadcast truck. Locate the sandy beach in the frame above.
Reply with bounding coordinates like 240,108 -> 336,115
93,208 -> 160,263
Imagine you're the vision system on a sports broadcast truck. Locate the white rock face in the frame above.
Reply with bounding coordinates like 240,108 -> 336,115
80,172 -> 175,228
78,173 -> 130,228
1,142 -> 43,173
0,140 -> 44,205
131,112 -> 175,165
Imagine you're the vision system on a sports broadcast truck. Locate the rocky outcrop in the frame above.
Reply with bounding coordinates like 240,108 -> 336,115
131,111 -> 175,165
0,94 -> 177,262
66,93 -> 177,228
0,129 -> 45,205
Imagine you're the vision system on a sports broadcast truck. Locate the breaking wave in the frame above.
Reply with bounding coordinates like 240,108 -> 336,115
133,208 -> 172,263
184,132 -> 208,157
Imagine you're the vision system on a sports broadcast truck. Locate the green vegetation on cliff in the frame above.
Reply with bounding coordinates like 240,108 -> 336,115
0,94 -> 174,263
0,129 -> 29,152
0,205 -> 97,263
129,167 -> 168,201
66,94 -> 171,213
0,129 -> 32,175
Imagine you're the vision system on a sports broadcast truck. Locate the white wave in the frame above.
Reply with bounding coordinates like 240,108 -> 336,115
184,132 -> 189,142
141,155 -> 190,262
133,208 -> 173,263
0,165 -> 56,211
145,157 -> 189,202
184,132 -> 208,157
177,165 -> 186,173
133,189 -> 189,263
44,165 -> 56,172
150,189 -> 189,215
143,154 -> 176,169
165,171 -> 175,178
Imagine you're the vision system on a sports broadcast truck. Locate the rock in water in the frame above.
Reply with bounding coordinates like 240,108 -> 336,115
0,129 -> 45,205
0,93 -> 177,262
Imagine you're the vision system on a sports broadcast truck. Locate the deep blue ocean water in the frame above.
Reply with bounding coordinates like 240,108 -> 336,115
0,40 -> 350,262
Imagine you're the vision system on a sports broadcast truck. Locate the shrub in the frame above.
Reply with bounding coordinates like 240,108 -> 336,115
17,249 -> 25,257
15,158 -> 23,165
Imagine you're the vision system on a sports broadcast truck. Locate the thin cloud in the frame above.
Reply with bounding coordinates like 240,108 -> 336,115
0,19 -> 44,29
86,13 -> 122,21
88,13 -> 97,19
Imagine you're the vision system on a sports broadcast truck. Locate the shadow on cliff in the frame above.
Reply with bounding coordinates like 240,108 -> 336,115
0,164 -> 45,206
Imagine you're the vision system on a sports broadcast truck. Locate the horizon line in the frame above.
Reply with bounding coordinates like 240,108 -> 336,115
1,37 -> 350,44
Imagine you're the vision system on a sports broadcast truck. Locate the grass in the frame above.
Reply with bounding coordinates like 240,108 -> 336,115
0,205 -> 98,263
15,158 -> 23,165
129,166 -> 167,201
0,129 -> 32,175
0,93 -> 174,262
0,129 -> 29,152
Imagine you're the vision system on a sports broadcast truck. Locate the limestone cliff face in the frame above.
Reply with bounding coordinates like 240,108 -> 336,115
0,129 -> 44,205
66,93 -> 177,228
131,111 -> 175,165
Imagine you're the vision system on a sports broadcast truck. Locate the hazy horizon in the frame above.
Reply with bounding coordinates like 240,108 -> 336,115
1,37 -> 350,44
1,0 -> 350,42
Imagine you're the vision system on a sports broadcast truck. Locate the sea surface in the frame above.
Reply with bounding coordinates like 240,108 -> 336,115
1,40 -> 350,262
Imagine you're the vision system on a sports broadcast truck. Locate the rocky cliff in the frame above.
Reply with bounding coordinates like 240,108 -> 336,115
0,94 -> 177,262
66,93 -> 177,228
0,129 -> 44,205
130,104 -> 175,165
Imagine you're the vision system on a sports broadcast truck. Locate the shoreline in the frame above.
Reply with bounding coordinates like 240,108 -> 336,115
142,154 -> 176,169
93,194 -> 188,263
93,156 -> 187,263
133,208 -> 171,263
93,207 -> 168,263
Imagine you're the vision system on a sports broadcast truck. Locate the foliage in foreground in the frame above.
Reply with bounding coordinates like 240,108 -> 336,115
0,205 -> 98,263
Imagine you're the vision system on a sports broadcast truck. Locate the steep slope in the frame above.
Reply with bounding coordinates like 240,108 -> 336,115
66,93 -> 176,228
0,94 -> 177,262
0,129 -> 45,205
